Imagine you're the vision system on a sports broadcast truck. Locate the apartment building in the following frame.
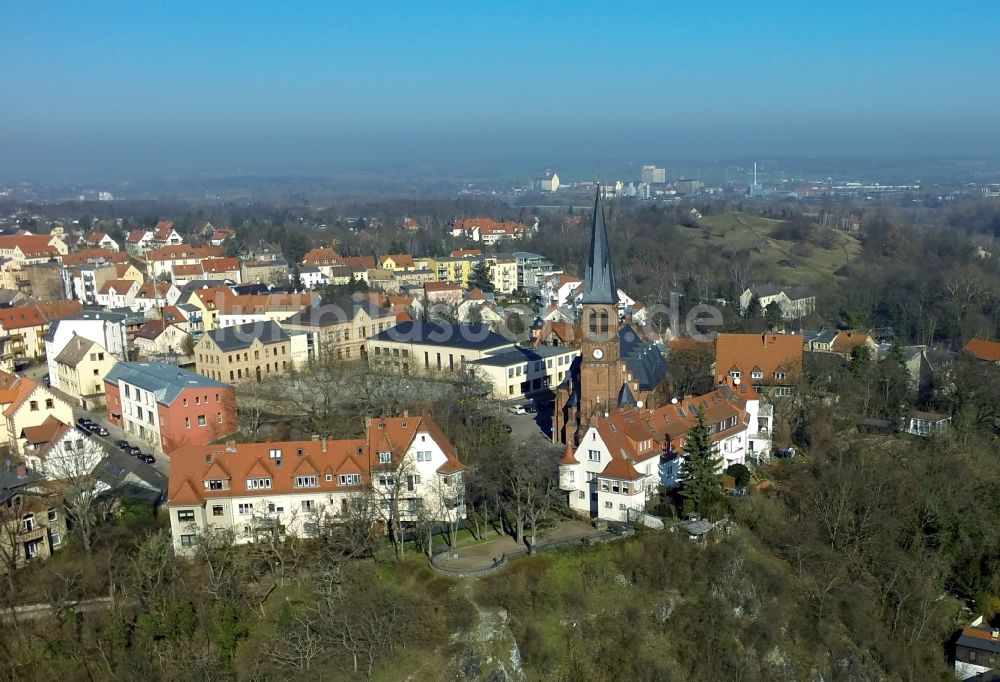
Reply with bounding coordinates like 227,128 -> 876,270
167,414 -> 466,555
0,301 -> 85,360
146,245 -> 224,279
279,298 -> 396,361
44,312 -> 128,389
467,345 -> 580,400
195,320 -> 310,382
104,362 -> 236,454
366,321 -> 515,374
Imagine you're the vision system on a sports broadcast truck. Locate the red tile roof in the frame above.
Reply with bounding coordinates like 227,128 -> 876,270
202,257 -> 240,274
965,338 -> 1000,362
424,281 -> 461,292
62,248 -> 128,266
0,235 -> 61,258
168,414 -> 462,504
831,331 -> 873,355
382,253 -> 415,267
146,245 -> 223,262
301,247 -> 341,265
99,279 -> 138,296
715,333 -> 803,384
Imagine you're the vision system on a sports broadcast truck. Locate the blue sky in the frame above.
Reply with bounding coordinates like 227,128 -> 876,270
2,1 -> 999,179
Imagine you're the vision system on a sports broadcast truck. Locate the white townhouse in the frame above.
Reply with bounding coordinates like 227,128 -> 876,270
166,414 -> 466,555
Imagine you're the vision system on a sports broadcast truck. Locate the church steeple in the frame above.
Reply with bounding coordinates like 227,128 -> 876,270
581,188 -> 619,305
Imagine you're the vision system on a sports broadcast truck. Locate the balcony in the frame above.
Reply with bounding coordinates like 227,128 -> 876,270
17,525 -> 46,543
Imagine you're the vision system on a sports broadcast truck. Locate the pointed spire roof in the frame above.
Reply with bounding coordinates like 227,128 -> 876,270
582,189 -> 619,305
618,383 -> 638,408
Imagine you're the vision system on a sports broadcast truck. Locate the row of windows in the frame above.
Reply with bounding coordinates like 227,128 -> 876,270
198,346 -> 288,365
182,394 -> 221,406
28,398 -> 55,411
205,472 -> 364,491
202,361 -> 289,383
730,370 -> 787,381
185,414 -> 221,428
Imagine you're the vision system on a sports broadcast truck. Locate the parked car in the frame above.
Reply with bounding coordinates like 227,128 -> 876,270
524,403 -> 538,413
139,454 -> 156,464
507,405 -> 527,415
76,417 -> 93,428
92,425 -> 109,436
128,446 -> 141,456
116,440 -> 130,450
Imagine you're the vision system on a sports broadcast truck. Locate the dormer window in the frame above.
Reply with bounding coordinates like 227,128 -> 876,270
378,451 -> 392,465
246,478 -> 272,490
340,473 -> 361,486
204,479 -> 224,491
268,448 -> 282,459
294,475 -> 318,488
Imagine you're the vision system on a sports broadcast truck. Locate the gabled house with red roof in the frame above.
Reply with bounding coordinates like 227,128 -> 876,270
21,417 -> 103,481
124,229 -> 154,255
95,279 -> 140,309
151,220 -> 183,247
402,217 -> 421,232
559,381 -> 771,522
451,218 -> 530,245
147,245 -> 224,279
0,371 -> 74,456
133,280 -> 181,313
0,234 -> 68,265
715,333 -> 804,397
0,301 -> 84,359
81,231 -> 119,251
208,228 -> 236,246
166,413 -> 465,554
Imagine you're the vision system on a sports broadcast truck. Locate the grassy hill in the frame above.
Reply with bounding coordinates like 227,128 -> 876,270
679,211 -> 863,288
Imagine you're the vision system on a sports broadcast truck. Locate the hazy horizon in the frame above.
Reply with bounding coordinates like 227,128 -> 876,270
3,2 -> 999,182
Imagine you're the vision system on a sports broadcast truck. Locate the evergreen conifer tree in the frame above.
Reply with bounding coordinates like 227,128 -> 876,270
679,410 -> 722,515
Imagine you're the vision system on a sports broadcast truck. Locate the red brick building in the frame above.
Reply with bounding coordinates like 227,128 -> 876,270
104,362 -> 236,453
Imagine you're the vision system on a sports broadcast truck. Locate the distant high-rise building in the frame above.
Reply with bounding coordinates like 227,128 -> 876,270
641,165 -> 666,184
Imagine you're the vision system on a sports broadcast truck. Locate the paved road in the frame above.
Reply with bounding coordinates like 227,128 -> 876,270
504,401 -> 556,446
73,405 -> 170,482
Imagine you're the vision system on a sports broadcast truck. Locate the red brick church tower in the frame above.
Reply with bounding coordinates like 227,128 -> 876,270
554,190 -> 634,444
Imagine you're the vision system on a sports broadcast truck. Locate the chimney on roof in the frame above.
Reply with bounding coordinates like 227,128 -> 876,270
403,408 -> 409,418
322,437 -> 328,454
311,434 -> 320,441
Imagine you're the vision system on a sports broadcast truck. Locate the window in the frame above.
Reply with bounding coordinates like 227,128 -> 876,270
22,514 -> 34,531
197,415 -> 207,427
205,479 -> 224,490
340,473 -> 361,485
50,532 -> 61,547
729,371 -> 740,380
568,470 -> 576,483
45,398 -> 54,409
238,503 -> 254,515
246,478 -> 272,490
587,449 -> 600,462
774,372 -> 786,380
217,412 -> 222,423
378,451 -> 392,464
177,510 -> 195,522
378,475 -> 395,488
295,475 -> 318,488
751,370 -> 763,380
578,491 -> 586,500
301,500 -> 316,512
212,505 -> 224,517
180,534 -> 198,547
47,509 -> 57,522
29,400 -> 38,411
185,417 -> 191,429
183,398 -> 188,406
416,450 -> 432,462
586,472 -> 597,482
269,448 -> 282,459
604,501 -> 613,509
325,473 -> 333,482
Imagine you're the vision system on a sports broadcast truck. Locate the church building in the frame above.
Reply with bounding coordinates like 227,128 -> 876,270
553,191 -> 668,445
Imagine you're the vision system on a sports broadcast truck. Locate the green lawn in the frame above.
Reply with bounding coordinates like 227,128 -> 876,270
681,211 -> 862,288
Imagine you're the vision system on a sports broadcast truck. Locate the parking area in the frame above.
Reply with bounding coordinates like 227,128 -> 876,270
503,398 -> 556,446
74,405 -> 171,479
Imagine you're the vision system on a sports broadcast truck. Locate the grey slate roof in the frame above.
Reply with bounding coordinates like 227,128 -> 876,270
957,631 -> 1000,655
469,345 -> 573,367
0,465 -> 44,505
619,325 -> 669,391
749,284 -> 783,298
53,335 -> 98,368
370,321 -> 514,352
784,286 -> 814,301
282,298 -> 394,328
206,320 -> 289,352
103,362 -> 229,406
581,190 -> 619,305
618,383 -> 638,408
